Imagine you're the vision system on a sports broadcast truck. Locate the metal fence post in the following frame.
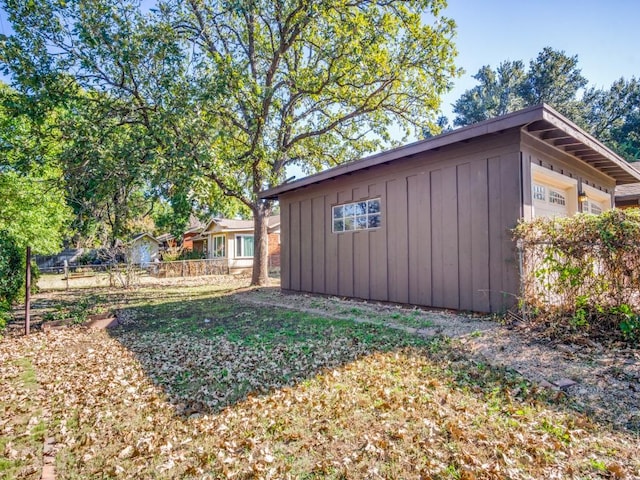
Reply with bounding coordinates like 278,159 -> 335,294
25,246 -> 31,336
516,239 -> 526,323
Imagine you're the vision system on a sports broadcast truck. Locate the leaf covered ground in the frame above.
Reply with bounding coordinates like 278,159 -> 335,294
1,282 -> 639,479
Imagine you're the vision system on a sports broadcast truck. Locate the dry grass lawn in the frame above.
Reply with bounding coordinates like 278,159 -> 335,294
1,282 -> 639,479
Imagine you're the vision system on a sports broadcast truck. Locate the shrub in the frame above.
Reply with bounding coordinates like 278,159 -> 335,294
514,209 -> 640,344
0,230 -> 23,313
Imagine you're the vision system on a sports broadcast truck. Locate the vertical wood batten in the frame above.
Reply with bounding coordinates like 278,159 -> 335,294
280,200 -> 290,289
325,192 -> 339,295
407,174 -> 420,304
337,190 -> 354,297
289,201 -> 301,291
300,199 -> 313,292
430,169 -> 444,308
501,152 -> 522,310
311,196 -> 326,293
369,182 -> 388,301
386,178 -> 409,303
471,160 -> 491,312
442,165 -> 459,309
457,162 -> 473,311
487,156 -> 503,312
353,187 -> 370,300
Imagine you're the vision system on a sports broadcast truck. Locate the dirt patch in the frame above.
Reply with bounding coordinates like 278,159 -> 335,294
237,288 -> 640,432
461,326 -> 640,432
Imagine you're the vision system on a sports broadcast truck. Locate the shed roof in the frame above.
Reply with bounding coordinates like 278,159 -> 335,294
260,104 -> 640,200
615,182 -> 640,201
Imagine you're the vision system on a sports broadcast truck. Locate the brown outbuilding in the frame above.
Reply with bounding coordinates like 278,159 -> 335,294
260,104 -> 640,313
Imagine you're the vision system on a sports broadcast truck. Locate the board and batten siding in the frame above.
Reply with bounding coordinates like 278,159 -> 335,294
280,131 -> 523,313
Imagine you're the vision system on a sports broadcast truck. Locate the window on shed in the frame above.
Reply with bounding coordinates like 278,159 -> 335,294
235,234 -> 254,257
586,200 -> 604,215
533,184 -> 546,201
332,198 -> 381,232
549,190 -> 566,205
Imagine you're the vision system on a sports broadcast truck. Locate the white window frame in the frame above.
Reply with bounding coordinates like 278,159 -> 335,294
332,198 -> 381,233
211,235 -> 225,258
235,234 -> 254,258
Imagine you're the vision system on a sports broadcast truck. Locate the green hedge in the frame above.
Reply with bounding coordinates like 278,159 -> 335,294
0,231 -> 23,335
513,209 -> 640,343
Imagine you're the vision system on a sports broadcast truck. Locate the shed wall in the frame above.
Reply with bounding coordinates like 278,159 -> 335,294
280,131 -> 523,313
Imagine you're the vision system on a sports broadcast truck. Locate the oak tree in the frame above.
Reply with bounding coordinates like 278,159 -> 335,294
2,0 -> 460,284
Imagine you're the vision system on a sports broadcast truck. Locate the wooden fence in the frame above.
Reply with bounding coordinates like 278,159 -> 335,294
152,259 -> 229,278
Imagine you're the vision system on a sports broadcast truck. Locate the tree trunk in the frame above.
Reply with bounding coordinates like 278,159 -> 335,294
251,202 -> 271,286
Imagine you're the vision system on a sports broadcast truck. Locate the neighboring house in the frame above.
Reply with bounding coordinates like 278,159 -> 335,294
191,233 -> 208,255
260,104 -> 640,314
156,233 -> 176,252
201,216 -> 281,273
182,225 -> 204,251
615,183 -> 640,209
128,233 -> 160,266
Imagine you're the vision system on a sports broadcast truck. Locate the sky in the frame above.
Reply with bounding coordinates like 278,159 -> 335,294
1,1 -> 638,134
438,0 -> 640,121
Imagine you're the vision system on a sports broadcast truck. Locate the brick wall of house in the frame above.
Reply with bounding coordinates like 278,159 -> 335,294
268,233 -> 280,268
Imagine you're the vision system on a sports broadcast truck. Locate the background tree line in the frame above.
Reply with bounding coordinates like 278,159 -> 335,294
444,47 -> 640,161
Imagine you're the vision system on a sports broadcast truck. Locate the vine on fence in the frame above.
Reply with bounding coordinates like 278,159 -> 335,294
514,209 -> 640,343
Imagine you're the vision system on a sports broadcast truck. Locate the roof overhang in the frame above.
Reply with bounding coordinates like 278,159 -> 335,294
260,104 -> 640,200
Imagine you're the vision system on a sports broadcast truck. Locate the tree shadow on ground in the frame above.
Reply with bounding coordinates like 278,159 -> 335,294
11,285 -> 638,478
107,290 -> 429,417
104,287 -> 639,437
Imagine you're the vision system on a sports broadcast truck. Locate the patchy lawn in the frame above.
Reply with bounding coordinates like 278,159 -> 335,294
1,282 -> 639,479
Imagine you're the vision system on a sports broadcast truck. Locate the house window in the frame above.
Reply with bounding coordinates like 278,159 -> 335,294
332,198 -> 381,233
235,234 -> 254,257
212,235 -> 225,258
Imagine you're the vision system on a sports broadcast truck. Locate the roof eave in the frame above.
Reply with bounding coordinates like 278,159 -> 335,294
260,104 -> 640,199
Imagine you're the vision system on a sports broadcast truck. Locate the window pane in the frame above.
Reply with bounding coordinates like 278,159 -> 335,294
236,237 -> 242,257
533,184 -> 545,201
344,217 -> 355,231
343,204 -> 355,216
244,236 -> 254,257
332,199 -> 381,233
355,216 -> 368,229
213,236 -> 225,257
549,190 -> 566,205
368,214 -> 381,228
